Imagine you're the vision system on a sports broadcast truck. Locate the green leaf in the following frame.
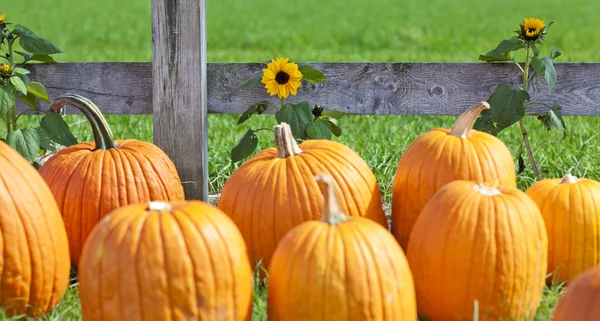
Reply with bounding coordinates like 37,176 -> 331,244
237,101 -> 269,125
532,43 -> 540,57
275,101 -> 313,139
40,112 -> 78,147
14,51 -> 56,63
323,116 -> 342,136
493,39 -> 525,55
538,103 -> 567,138
478,54 -> 512,63
10,76 -> 28,95
231,129 -> 258,163
14,51 -> 32,62
473,109 -> 500,135
474,83 -> 529,135
306,119 -> 332,139
0,86 -> 17,116
239,73 -> 263,89
36,126 -> 56,152
6,127 -> 40,163
13,25 -> 63,55
531,56 -> 557,92
298,65 -> 326,83
550,48 -> 562,60
11,67 -> 30,75
19,92 -> 38,109
26,82 -> 51,103
321,109 -> 345,119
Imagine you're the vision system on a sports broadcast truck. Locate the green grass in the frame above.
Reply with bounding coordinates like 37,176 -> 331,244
4,0 -> 600,319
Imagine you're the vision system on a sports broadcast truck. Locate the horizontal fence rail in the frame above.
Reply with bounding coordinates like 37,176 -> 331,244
17,62 -> 600,116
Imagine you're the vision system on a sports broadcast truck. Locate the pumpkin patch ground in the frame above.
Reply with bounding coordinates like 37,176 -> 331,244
5,0 -> 600,320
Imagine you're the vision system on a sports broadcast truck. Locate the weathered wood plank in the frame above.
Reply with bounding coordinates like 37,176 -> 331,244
151,0 -> 208,201
18,62 -> 600,116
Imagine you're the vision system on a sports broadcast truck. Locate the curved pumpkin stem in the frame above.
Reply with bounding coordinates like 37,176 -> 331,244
559,173 -> 581,184
450,101 -> 490,138
275,122 -> 302,158
50,93 -> 118,150
315,173 -> 350,225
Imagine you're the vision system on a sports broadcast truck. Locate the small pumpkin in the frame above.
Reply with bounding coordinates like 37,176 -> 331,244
38,93 -> 184,264
392,101 -> 517,250
526,173 -> 600,283
552,264 -> 600,321
78,200 -> 253,321
0,141 -> 70,317
219,122 -> 387,268
267,173 -> 417,320
407,180 -> 547,321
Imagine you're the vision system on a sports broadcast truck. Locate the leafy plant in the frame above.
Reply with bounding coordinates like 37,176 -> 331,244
0,13 -> 77,167
231,57 -> 345,162
477,17 -> 565,180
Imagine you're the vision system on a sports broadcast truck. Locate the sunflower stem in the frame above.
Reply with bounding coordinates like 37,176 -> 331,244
280,97 -> 285,108
520,43 -> 542,181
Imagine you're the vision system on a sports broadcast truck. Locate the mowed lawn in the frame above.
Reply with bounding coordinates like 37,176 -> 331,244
4,0 -> 600,320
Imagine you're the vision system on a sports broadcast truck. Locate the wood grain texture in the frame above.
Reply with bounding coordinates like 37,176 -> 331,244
18,62 -> 600,116
151,0 -> 208,201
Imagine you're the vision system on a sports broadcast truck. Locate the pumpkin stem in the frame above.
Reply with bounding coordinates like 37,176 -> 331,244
559,173 -> 581,184
50,93 -> 118,150
147,201 -> 173,212
450,101 -> 491,138
315,173 -> 350,225
473,183 -> 502,196
275,122 -> 302,158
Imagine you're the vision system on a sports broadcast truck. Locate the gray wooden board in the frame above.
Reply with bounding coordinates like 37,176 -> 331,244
17,62 -> 600,116
151,0 -> 208,201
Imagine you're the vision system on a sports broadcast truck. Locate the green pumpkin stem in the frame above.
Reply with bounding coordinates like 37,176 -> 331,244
50,93 -> 118,150
275,122 -> 302,158
450,101 -> 491,138
315,173 -> 350,225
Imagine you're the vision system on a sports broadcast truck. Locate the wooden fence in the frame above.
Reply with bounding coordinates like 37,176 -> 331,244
15,0 -> 600,201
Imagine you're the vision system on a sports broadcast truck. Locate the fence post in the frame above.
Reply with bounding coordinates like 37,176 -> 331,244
151,0 -> 208,200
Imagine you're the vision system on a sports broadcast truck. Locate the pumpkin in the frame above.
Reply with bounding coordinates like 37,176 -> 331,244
552,264 -> 600,321
78,200 -> 253,321
267,173 -> 416,320
0,140 -> 70,317
525,173 -> 600,283
38,93 -> 184,264
407,180 -> 547,321
218,122 -> 387,268
391,101 -> 517,250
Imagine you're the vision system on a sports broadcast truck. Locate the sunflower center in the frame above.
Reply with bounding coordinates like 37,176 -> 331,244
275,71 -> 290,85
527,27 -> 538,33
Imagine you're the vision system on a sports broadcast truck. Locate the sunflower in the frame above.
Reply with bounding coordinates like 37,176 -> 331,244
0,63 -> 10,76
521,17 -> 545,41
261,57 -> 302,99
0,14 -> 5,24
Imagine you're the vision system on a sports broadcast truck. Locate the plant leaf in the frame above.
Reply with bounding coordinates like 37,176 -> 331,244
6,127 -> 40,163
13,25 -> 63,55
239,73 -> 263,89
27,55 -> 57,64
11,67 -> 30,75
321,109 -> 345,119
532,43 -> 540,57
10,76 -> 28,95
40,112 -> 78,146
231,129 -> 258,163
275,101 -> 313,139
14,51 -> 33,62
26,82 -> 51,103
479,39 -> 524,63
531,56 -> 557,92
19,92 -> 38,109
473,109 -> 500,136
488,83 -> 529,131
237,101 -> 269,125
0,86 -> 17,116
537,103 -> 567,138
550,48 -> 562,60
322,116 -> 342,136
299,65 -> 326,83
36,126 -> 56,152
306,119 -> 332,140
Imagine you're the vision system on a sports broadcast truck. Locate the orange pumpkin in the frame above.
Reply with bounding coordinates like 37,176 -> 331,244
392,101 -> 517,250
268,173 -> 416,320
526,173 -> 600,283
552,264 -> 600,321
38,94 -> 184,264
407,180 -> 547,321
218,122 -> 387,268
0,141 -> 70,317
78,200 -> 253,321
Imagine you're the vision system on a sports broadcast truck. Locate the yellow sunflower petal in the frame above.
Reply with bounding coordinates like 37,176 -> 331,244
278,85 -> 288,99
289,84 -> 298,96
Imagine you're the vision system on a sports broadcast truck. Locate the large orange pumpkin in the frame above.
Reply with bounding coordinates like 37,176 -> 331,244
38,93 -> 184,264
526,173 -> 600,283
218,122 -> 387,268
392,101 -> 517,250
407,180 -> 547,321
552,264 -> 600,321
78,200 -> 253,321
267,173 -> 416,320
0,141 -> 70,317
